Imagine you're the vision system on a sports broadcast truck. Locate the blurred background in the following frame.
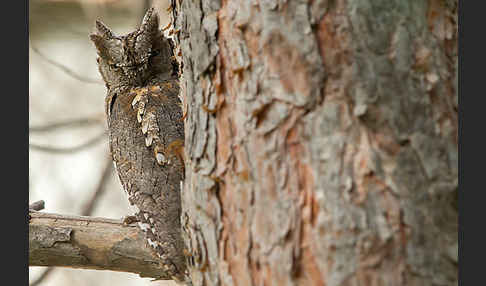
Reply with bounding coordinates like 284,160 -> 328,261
29,0 -> 176,285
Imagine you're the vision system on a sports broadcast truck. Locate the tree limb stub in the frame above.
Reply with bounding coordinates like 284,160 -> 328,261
29,200 -> 45,211
29,212 -> 171,280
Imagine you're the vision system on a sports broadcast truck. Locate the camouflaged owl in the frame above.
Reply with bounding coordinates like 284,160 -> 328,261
90,8 -> 187,282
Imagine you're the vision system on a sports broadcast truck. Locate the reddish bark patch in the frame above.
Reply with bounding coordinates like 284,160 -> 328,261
285,111 -> 327,285
215,97 -> 234,177
316,8 -> 352,78
262,32 -> 312,98
427,0 -> 455,40
299,217 -> 326,286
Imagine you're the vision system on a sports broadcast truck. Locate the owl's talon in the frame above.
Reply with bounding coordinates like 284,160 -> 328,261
122,215 -> 139,225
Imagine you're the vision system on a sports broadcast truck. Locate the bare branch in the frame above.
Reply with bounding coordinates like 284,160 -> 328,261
29,117 -> 104,133
81,157 -> 113,216
29,132 -> 107,154
29,212 -> 171,280
30,267 -> 54,286
29,157 -> 113,286
30,42 -> 103,85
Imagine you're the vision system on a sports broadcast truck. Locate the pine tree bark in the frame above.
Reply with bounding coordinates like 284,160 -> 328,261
173,0 -> 457,285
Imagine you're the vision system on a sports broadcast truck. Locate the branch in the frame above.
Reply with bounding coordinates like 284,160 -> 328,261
81,157 -> 113,216
29,212 -> 171,280
29,200 -> 45,211
29,131 -> 107,154
29,157 -> 112,286
29,117 -> 104,133
30,267 -> 54,286
30,42 -> 103,85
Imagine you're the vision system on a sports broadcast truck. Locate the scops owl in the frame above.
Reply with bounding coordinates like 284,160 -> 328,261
90,8 -> 186,282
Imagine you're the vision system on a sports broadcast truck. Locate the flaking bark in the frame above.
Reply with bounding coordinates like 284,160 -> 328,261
172,0 -> 458,285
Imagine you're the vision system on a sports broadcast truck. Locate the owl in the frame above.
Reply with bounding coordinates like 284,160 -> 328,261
90,8 -> 186,282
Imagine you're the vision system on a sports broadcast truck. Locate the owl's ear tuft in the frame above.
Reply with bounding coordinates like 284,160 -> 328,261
95,20 -> 115,38
136,8 -> 160,50
140,8 -> 159,34
90,20 -> 116,59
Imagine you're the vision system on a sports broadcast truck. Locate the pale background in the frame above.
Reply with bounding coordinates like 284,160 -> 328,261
29,0 -> 176,285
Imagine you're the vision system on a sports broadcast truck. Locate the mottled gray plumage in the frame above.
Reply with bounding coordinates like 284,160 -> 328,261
90,8 -> 186,282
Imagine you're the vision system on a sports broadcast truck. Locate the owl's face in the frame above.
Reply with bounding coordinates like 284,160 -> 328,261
90,8 -> 162,89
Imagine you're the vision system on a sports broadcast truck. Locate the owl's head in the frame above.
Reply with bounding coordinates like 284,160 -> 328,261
90,8 -> 173,90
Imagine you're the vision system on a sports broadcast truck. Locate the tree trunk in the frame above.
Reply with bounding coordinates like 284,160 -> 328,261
173,0 -> 457,285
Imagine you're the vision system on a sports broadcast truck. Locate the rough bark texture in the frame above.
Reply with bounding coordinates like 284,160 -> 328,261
29,212 -> 170,279
173,0 -> 457,285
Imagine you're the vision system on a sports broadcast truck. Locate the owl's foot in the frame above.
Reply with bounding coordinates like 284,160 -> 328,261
122,215 -> 139,225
